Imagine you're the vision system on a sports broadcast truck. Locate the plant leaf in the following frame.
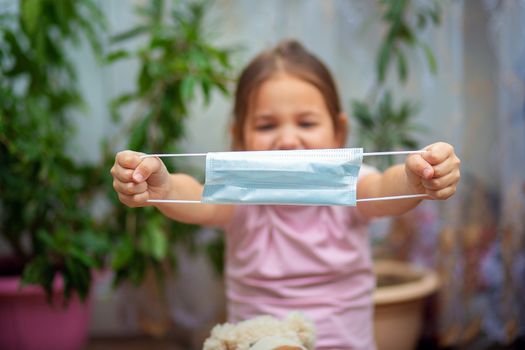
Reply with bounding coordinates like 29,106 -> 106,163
111,25 -> 150,43
397,50 -> 408,83
180,76 -> 196,102
421,42 -> 437,75
377,42 -> 392,83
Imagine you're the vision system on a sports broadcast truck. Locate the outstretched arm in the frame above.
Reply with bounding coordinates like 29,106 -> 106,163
111,150 -> 234,227
154,173 -> 235,226
357,142 -> 461,218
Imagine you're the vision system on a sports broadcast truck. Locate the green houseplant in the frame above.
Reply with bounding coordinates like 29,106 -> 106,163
0,0 -> 107,303
94,0 -> 234,337
101,0 -> 234,295
0,0 -> 108,348
0,0 -> 234,344
352,0 -> 440,170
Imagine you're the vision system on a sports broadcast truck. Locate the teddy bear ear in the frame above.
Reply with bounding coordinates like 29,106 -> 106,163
203,323 -> 236,350
283,313 -> 316,350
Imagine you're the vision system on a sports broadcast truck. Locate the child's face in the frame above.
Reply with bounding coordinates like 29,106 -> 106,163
242,73 -> 345,151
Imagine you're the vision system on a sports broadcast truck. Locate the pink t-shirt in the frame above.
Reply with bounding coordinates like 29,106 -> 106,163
223,165 -> 377,350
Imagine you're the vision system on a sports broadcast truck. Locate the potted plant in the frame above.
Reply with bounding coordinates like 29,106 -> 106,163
98,0 -> 234,336
350,1 -> 442,349
0,1 -> 109,349
0,0 -> 234,347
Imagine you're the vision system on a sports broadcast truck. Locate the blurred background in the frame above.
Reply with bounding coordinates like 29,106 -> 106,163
1,0 -> 524,349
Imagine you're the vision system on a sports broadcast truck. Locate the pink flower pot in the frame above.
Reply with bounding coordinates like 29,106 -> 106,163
0,275 -> 91,350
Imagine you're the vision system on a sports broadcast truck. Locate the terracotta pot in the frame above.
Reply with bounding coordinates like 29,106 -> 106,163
0,275 -> 91,350
373,260 -> 439,350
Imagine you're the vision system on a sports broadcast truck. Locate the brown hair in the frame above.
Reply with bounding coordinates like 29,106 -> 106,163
231,39 -> 346,150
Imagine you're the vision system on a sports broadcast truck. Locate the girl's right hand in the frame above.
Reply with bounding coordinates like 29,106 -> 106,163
110,150 -> 170,207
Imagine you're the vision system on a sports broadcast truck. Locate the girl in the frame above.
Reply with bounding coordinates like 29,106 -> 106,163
111,40 -> 461,349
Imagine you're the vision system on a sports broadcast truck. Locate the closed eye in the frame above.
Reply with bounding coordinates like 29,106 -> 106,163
255,123 -> 276,131
299,121 -> 318,128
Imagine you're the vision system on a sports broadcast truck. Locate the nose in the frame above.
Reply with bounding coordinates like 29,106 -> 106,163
275,125 -> 302,150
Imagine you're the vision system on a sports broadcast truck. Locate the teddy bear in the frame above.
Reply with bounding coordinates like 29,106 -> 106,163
202,312 -> 316,350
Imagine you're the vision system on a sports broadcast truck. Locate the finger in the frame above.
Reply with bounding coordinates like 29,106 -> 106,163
406,154 -> 434,180
425,184 -> 457,200
421,169 -> 460,191
431,155 -> 461,178
421,142 -> 454,166
110,163 -> 134,183
113,179 -> 148,196
118,192 -> 150,208
132,157 -> 162,183
117,150 -> 144,170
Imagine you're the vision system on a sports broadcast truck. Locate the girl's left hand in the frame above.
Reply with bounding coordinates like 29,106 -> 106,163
405,142 -> 461,200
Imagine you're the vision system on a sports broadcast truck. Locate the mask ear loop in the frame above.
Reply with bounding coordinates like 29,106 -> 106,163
141,150 -> 429,204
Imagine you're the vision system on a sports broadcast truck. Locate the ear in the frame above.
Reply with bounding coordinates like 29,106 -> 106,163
335,113 -> 348,147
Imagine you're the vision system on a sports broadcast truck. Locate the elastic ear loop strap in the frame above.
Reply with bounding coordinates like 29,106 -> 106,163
141,150 -> 429,204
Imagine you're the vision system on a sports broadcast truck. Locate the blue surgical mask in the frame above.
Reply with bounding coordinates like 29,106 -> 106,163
201,148 -> 363,206
144,148 -> 428,206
